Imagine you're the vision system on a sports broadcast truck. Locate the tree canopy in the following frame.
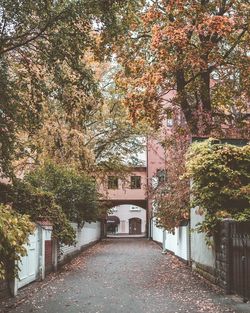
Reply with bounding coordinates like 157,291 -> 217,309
0,0 -> 145,177
99,0 -> 250,134
0,161 -> 105,244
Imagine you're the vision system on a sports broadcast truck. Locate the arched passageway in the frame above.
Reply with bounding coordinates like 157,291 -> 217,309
107,204 -> 146,237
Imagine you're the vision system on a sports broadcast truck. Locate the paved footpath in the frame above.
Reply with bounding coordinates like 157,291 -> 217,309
1,238 -> 250,313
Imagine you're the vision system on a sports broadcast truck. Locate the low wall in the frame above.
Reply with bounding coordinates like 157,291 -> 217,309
0,279 -> 9,299
59,222 -> 101,263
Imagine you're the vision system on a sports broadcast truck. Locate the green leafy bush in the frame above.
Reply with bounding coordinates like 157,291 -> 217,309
25,161 -> 102,226
0,204 -> 34,282
186,139 -> 250,239
0,181 -> 76,246
0,161 -> 102,246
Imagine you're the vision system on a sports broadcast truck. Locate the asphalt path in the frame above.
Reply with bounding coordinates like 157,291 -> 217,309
1,238 -> 249,313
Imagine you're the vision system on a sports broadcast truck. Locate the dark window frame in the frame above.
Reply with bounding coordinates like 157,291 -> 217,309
108,176 -> 119,189
131,176 -> 141,189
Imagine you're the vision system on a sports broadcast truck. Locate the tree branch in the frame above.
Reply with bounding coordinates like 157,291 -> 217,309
184,28 -> 247,86
0,8 -> 68,55
222,28 -> 247,60
131,33 -> 151,40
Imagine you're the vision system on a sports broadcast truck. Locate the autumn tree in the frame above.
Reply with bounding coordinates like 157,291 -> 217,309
0,1 -> 87,175
150,121 -> 190,231
0,2 -> 147,257
100,0 -> 250,134
0,0 -> 138,177
9,54 -> 147,181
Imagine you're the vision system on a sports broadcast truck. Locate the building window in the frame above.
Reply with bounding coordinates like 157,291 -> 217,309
131,176 -> 141,189
108,176 -> 118,189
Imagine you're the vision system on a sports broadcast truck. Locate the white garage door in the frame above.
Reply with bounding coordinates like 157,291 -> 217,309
17,228 -> 40,289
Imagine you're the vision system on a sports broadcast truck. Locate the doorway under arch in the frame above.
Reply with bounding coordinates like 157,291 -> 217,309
129,218 -> 142,235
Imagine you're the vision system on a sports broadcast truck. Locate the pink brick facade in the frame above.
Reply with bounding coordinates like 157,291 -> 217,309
98,167 -> 148,209
147,136 -> 166,218
99,137 -> 168,237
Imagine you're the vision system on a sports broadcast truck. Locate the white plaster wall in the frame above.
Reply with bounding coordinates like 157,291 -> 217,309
109,205 -> 146,234
60,223 -> 78,259
165,231 -> 177,254
78,222 -> 101,246
151,218 -> 189,261
190,207 -> 215,268
60,222 -> 101,262
165,226 -> 189,261
151,218 -> 163,243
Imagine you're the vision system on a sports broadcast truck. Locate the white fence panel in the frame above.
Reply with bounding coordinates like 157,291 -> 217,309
176,226 -> 189,261
59,222 -> 101,263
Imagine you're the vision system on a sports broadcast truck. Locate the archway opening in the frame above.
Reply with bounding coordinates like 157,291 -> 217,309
107,204 -> 146,237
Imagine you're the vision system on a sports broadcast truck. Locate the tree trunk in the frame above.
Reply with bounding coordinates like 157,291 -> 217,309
199,53 -> 212,134
176,70 -> 198,134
